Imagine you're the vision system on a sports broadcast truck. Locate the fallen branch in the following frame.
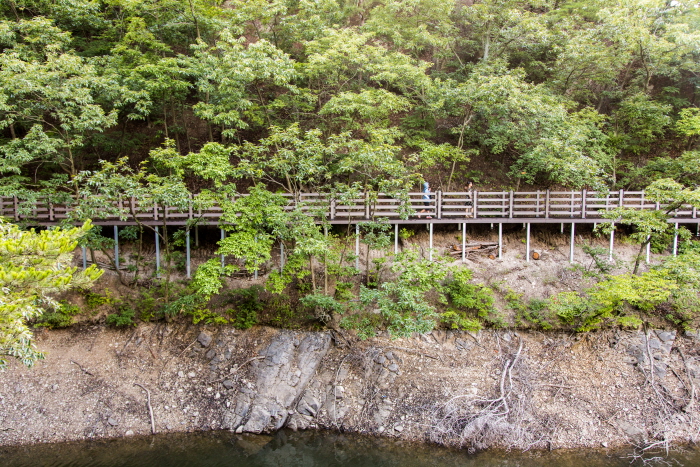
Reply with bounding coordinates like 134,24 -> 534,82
386,345 -> 440,361
134,383 -> 156,435
70,360 -> 94,376
677,347 -> 696,413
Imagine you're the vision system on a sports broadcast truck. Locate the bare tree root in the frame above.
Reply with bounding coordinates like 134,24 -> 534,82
429,337 -> 538,451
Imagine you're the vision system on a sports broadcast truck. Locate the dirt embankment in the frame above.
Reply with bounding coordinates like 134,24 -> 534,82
1,325 -> 699,451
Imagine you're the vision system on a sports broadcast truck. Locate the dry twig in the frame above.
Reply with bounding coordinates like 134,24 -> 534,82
70,360 -> 94,376
134,382 -> 156,434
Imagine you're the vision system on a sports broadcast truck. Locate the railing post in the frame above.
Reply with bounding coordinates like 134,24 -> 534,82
13,196 -> 18,221
536,190 -> 540,218
545,189 -> 550,219
509,191 -> 514,219
473,191 -> 478,219
49,202 -> 54,222
437,190 -> 442,219
188,193 -> 193,220
365,193 -> 370,219
570,192 -> 574,218
154,203 -> 159,221
330,199 -> 336,220
619,189 -> 624,207
581,189 -> 587,219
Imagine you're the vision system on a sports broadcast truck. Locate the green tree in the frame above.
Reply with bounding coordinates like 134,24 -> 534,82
0,220 -> 102,368
0,18 -> 118,181
601,178 -> 700,275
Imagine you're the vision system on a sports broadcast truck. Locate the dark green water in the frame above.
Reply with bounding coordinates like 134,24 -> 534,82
1,430 -> 699,467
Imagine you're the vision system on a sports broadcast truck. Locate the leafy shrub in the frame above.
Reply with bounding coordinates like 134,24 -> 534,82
445,269 -> 494,318
300,293 -> 345,323
106,304 -> 136,327
334,281 -> 354,301
228,286 -> 264,329
440,310 -> 482,332
340,313 -> 383,340
35,301 -> 82,328
84,290 -> 114,310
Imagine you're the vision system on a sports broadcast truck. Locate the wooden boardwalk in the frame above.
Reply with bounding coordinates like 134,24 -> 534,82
3,190 -> 698,226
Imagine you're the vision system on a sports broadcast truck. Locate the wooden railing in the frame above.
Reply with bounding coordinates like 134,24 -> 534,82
2,190 -> 698,225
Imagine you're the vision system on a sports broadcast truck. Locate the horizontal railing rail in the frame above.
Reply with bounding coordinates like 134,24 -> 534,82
2,189 -> 698,225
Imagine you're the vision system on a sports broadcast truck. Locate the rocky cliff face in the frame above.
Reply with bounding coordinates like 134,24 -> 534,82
1,325 -> 699,451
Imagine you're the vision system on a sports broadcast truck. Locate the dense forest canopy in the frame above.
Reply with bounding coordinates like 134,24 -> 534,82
2,1 -> 700,362
0,0 -> 698,196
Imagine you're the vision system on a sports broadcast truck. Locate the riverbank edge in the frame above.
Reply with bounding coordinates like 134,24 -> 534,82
1,325 -> 699,451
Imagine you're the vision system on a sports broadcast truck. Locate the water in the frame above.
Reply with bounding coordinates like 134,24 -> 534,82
1,430 -> 699,467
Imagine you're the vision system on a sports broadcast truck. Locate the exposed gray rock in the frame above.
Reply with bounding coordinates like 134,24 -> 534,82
224,330 -> 331,434
619,422 -> 646,441
387,363 -> 399,373
223,380 -> 235,390
297,394 -> 321,417
197,332 -> 212,348
107,417 -> 118,427
205,349 -> 216,360
656,330 -> 676,343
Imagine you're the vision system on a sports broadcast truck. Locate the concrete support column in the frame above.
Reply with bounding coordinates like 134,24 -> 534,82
462,223 -> 466,263
526,223 -> 531,262
355,224 -> 360,270
609,224 -> 615,262
394,223 -> 399,254
113,226 -> 119,270
673,223 -> 679,257
155,226 -> 161,277
498,223 -> 503,260
429,223 -> 433,261
220,229 -> 225,268
254,235 -> 258,280
186,230 -> 191,279
569,223 -> 575,263
646,235 -> 651,264
81,246 -> 87,270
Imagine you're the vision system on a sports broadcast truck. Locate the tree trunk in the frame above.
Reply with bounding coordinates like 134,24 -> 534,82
310,255 -> 316,292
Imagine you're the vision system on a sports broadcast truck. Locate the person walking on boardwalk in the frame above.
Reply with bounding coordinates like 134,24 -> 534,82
419,181 -> 433,219
465,181 -> 474,218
